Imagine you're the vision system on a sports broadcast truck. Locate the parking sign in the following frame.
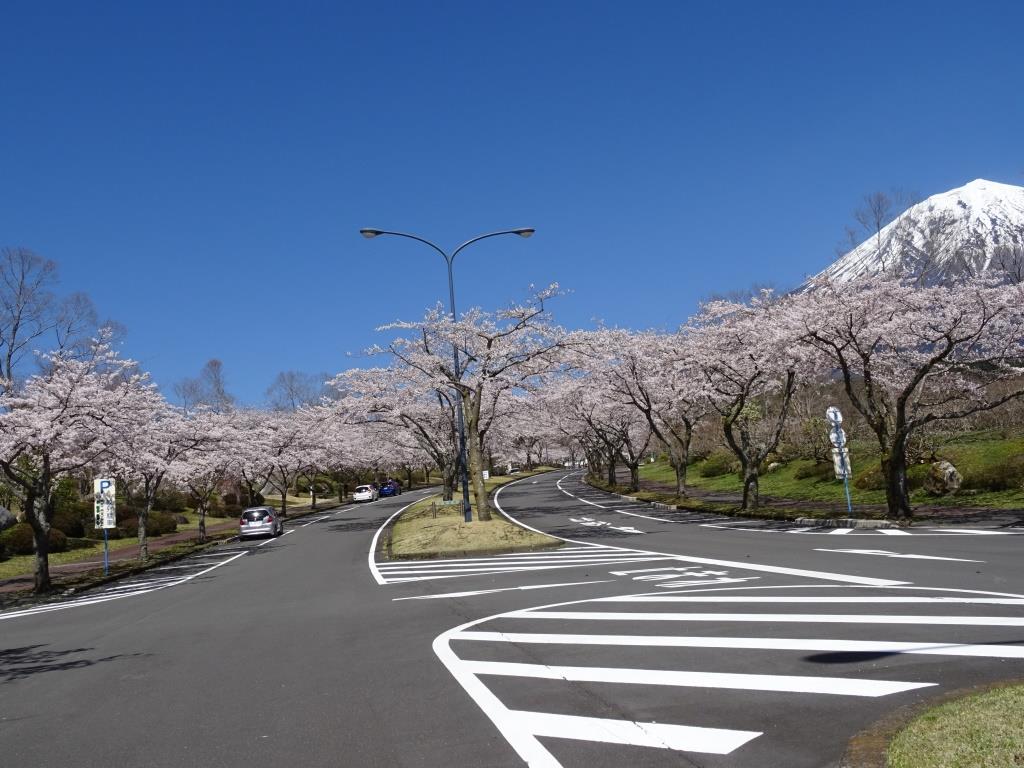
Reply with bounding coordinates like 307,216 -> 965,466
94,478 -> 117,529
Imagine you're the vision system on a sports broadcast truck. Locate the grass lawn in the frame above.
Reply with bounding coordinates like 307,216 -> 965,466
387,469 -> 562,559
639,432 -> 1024,511
888,684 -> 1024,767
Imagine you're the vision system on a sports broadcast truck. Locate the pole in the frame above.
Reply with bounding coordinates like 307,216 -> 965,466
103,528 -> 109,575
447,256 -> 474,523
359,227 -> 534,524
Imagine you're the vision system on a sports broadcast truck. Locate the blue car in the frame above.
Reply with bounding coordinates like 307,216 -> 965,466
378,480 -> 402,497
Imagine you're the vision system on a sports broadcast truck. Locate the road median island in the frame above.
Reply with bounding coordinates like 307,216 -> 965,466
385,470 -> 562,560
842,679 -> 1024,768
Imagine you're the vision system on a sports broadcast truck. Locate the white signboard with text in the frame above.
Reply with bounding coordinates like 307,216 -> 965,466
94,478 -> 117,530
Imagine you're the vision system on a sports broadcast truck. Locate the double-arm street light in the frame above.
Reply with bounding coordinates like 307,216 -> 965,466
359,227 -> 535,523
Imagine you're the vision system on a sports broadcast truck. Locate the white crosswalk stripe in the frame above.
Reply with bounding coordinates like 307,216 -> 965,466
434,584 -> 1024,766
375,545 -> 677,584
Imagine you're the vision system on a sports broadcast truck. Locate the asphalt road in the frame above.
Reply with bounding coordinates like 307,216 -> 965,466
2,473 -> 1023,768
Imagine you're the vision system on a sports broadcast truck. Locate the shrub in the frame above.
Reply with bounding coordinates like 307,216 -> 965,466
222,492 -> 239,507
0,539 -> 6,560
0,524 -> 69,555
52,511 -> 85,538
794,462 -> 835,482
48,528 -> 68,552
116,504 -> 139,524
1,523 -> 36,555
149,512 -> 178,535
700,451 -> 737,478
223,504 -> 243,518
154,488 -> 188,513
961,455 -> 1024,492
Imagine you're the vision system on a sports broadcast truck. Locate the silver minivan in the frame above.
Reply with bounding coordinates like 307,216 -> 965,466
239,506 -> 283,538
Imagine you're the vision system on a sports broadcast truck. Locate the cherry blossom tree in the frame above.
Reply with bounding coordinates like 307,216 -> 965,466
173,410 -> 235,542
688,293 -> 807,510
0,340 -> 154,592
792,275 -> 1024,518
584,329 -> 707,495
379,287 -> 567,519
109,394 -> 206,561
332,367 -> 460,499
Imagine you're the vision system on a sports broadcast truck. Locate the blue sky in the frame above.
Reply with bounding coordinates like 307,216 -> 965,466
3,1 -> 1022,404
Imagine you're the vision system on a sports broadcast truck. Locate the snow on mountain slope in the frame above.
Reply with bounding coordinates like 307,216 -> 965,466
809,179 -> 1024,286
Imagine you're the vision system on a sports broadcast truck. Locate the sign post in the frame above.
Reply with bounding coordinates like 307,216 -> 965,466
94,478 -> 117,575
826,407 -> 853,516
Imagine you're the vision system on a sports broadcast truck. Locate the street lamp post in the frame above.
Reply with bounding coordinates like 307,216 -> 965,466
359,227 -> 535,523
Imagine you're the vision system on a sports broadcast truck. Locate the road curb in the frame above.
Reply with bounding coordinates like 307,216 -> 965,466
586,478 -> 904,527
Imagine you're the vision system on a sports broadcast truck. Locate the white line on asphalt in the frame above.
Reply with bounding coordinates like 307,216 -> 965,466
828,528 -> 854,535
878,528 -> 912,535
506,610 -> 1024,627
814,548 -> 983,563
509,710 -> 760,756
377,556 -> 666,570
929,528 -> 1010,535
377,552 -> 654,567
377,560 -> 667,577
451,631 -> 1024,659
492,478 -> 910,587
392,580 -> 614,601
461,659 -> 935,697
596,595 -> 1024,604
368,498 -> 422,585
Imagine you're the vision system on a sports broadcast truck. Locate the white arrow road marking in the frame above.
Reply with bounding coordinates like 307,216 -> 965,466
463,659 -> 934,697
452,631 -> 1024,659
814,548 -> 984,562
392,580 -> 614,601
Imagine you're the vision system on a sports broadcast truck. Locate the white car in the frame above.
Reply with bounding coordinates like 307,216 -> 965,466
353,484 -> 379,502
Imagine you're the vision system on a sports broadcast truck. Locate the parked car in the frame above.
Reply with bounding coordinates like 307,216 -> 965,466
239,506 -> 283,539
353,484 -> 379,502
379,479 -> 402,497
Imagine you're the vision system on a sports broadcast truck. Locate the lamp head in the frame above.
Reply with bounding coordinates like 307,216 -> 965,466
514,228 -> 536,238
359,228 -> 383,239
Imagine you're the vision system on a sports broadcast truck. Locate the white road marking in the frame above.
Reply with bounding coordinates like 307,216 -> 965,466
828,528 -> 854,535
930,528 -> 1010,535
452,631 -> 1024,659
463,659 -> 934,697
597,595 -> 1024,604
367,498 -> 421,585
814,548 -> 983,563
492,480 -> 909,587
508,611 -> 1024,627
508,711 -> 760,756
392,580 -> 613,601
878,528 -> 912,535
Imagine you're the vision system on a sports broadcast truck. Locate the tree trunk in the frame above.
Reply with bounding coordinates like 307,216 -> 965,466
466,420 -> 490,521
881,443 -> 913,519
139,499 -> 151,562
673,459 -> 686,496
25,488 -> 52,593
741,467 -> 760,511
406,466 -> 413,491
198,504 -> 207,543
606,450 -> 617,487
628,461 -> 640,492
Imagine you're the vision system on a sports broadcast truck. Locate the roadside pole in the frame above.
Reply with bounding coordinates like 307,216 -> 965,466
94,478 -> 117,575
826,407 -> 854,516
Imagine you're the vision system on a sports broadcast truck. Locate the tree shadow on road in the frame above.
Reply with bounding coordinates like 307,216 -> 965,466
0,644 -> 150,682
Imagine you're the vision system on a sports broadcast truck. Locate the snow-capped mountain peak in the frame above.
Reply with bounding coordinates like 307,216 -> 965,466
810,178 -> 1024,285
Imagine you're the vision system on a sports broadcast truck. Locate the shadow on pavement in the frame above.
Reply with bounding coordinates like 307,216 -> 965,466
1,644 -> 150,682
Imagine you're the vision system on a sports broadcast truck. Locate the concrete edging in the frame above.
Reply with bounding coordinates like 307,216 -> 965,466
589,479 -> 902,528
